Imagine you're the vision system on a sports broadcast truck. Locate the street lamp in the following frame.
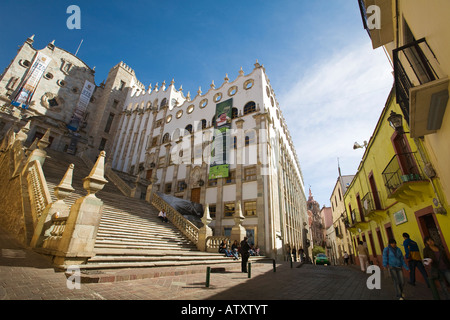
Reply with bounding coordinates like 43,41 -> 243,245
387,111 -> 404,133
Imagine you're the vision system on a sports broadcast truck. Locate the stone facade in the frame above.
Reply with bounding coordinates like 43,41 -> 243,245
0,35 -> 142,161
111,62 -> 308,259
0,36 -> 308,260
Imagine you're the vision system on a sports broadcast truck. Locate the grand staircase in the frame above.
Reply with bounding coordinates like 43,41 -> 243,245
41,149 -> 246,270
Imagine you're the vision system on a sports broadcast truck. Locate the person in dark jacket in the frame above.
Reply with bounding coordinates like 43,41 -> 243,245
423,236 -> 450,300
402,233 -> 429,287
240,237 -> 251,273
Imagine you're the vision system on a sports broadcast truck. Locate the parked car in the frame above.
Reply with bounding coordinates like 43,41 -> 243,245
315,253 -> 330,265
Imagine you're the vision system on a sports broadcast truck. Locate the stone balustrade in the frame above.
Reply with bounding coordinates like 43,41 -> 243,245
206,236 -> 230,253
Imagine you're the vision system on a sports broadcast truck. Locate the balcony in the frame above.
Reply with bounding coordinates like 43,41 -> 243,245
393,38 -> 449,137
346,209 -> 369,233
361,192 -> 385,221
382,152 -> 432,206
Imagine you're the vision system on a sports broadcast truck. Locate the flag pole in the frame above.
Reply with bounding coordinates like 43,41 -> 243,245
75,39 -> 84,56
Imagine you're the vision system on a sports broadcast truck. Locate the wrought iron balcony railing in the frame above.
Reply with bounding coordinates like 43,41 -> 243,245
393,38 -> 441,124
382,152 -> 426,197
361,191 -> 383,217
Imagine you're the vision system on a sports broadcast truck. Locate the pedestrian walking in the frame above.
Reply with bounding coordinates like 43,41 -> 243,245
240,237 -> 251,273
357,241 -> 369,272
292,246 -> 297,262
383,239 -> 410,300
423,236 -> 450,300
343,251 -> 349,265
402,233 -> 429,287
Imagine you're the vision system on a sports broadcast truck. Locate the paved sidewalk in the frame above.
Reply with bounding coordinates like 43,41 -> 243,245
0,226 -> 437,301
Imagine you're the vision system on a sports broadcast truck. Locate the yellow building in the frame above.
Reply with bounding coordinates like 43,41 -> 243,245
343,88 -> 450,272
358,0 -> 450,223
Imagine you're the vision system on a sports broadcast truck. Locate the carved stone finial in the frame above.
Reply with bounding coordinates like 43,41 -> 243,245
186,91 -> 191,101
254,59 -> 261,68
224,73 -> 229,82
201,203 -> 212,226
239,66 -> 244,76
197,86 -> 202,96
210,80 -> 215,89
54,164 -> 75,201
16,120 -> 31,142
234,200 -> 245,224
82,151 -> 108,196
37,129 -> 51,150
26,34 -> 35,44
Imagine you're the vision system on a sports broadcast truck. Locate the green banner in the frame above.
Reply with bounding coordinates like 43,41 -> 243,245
209,98 -> 232,179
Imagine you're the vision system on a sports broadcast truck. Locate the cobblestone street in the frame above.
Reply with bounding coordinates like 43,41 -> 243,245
0,228 -> 435,302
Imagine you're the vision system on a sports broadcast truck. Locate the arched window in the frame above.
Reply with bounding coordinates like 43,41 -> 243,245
201,119 -> 207,130
160,98 -> 168,109
185,124 -> 193,134
243,101 -> 256,115
162,133 -> 170,144
232,107 -> 238,119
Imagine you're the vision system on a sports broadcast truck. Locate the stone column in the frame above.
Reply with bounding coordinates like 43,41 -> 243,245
54,151 -> 108,266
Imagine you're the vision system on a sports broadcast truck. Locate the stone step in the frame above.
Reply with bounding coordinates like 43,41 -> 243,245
40,149 -> 218,270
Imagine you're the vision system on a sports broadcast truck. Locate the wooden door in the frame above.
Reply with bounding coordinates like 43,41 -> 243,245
190,188 -> 201,204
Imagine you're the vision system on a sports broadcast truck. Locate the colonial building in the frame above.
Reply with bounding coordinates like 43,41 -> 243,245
307,189 -> 324,248
0,35 -> 143,160
343,88 -> 450,275
110,61 -> 308,258
329,171 -> 355,265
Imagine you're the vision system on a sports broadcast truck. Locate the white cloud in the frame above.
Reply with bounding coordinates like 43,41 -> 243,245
278,41 -> 393,206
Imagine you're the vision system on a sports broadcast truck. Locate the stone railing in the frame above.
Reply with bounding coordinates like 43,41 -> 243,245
26,160 -> 52,226
206,236 -> 230,253
104,163 -> 133,197
151,192 -> 199,245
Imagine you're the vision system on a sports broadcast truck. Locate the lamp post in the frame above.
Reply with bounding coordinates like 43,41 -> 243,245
387,111 -> 404,133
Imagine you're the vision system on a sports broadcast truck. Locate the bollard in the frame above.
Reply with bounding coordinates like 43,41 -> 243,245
273,259 -> 276,272
248,262 -> 252,278
206,266 -> 211,288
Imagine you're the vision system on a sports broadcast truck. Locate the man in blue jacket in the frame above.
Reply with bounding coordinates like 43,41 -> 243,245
383,239 -> 410,300
402,233 -> 429,287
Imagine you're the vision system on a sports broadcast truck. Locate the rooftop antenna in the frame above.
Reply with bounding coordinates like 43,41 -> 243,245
75,39 -> 84,56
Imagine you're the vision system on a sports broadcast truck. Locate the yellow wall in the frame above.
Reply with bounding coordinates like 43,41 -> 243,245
344,90 -> 450,262
382,0 -> 450,216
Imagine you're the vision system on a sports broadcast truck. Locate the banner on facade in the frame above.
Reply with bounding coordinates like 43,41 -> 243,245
11,52 -> 52,109
209,98 -> 232,179
67,80 -> 95,131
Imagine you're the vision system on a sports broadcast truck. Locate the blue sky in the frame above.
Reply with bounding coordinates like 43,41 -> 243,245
0,0 -> 394,207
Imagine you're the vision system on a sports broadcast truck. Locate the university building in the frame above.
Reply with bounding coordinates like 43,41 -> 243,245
110,61 -> 308,258
0,35 -> 308,259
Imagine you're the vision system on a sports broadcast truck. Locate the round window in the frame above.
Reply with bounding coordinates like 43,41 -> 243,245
200,99 -> 208,108
228,86 -> 238,96
166,114 -> 172,123
176,110 -> 183,119
187,104 -> 195,114
244,79 -> 254,90
214,92 -> 222,102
